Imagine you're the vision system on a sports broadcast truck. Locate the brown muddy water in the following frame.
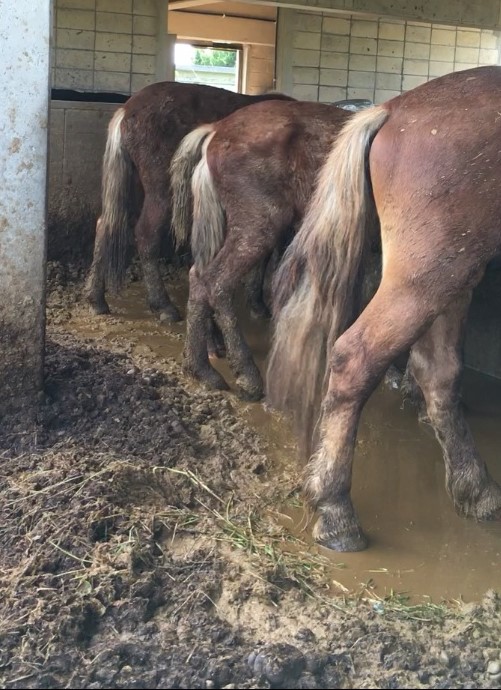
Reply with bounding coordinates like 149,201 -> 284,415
74,278 -> 501,605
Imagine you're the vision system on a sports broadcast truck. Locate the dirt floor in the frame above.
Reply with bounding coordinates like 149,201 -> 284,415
1,262 -> 501,689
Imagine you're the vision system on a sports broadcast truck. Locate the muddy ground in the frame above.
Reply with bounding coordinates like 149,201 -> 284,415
1,261 -> 501,689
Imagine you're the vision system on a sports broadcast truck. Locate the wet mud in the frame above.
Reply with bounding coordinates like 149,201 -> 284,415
98,275 -> 501,604
1,262 -> 501,689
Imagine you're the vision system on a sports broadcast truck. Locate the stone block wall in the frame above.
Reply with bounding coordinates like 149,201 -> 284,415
52,0 -> 159,95
278,9 -> 501,103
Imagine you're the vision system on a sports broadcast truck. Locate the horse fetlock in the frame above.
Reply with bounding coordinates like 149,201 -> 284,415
313,504 -> 368,552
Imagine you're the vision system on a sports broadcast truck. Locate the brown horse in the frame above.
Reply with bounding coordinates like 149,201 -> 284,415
84,81 -> 292,322
267,66 -> 501,552
170,100 -> 352,400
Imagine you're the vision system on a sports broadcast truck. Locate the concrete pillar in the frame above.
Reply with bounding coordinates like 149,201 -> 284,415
156,0 -> 175,82
275,9 -> 295,96
0,0 -> 51,419
165,34 -> 177,81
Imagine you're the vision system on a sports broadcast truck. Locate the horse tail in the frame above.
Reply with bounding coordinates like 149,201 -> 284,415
170,124 -> 216,250
267,105 -> 389,458
190,134 -> 227,268
100,107 -> 135,292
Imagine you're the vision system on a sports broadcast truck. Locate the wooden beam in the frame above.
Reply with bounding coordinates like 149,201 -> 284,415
169,0 -> 222,10
169,10 -> 276,46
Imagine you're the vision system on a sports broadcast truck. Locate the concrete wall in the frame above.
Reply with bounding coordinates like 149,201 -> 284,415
0,0 -> 51,419
49,101 -> 117,211
277,9 -> 501,103
53,0 -> 161,94
244,44 -> 276,94
271,0 -> 501,31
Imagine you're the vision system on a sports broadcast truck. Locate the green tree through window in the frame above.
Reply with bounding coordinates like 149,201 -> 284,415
193,48 -> 237,67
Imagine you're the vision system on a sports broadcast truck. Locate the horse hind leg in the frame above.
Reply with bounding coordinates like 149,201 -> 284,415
134,196 -> 181,323
206,316 -> 226,359
407,294 -> 501,520
85,217 -> 110,314
244,255 -> 271,319
206,231 -> 280,401
304,277 -> 447,551
183,266 -> 229,391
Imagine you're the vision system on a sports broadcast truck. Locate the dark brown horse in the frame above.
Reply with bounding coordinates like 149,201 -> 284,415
170,100 -> 352,400
84,81 -> 292,322
267,66 -> 501,552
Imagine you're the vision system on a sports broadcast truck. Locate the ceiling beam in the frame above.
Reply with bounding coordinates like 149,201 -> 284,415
169,10 -> 276,45
169,0 -> 222,10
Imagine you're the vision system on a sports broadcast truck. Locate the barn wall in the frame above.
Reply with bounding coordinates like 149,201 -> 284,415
49,1 -> 172,259
53,0 -> 160,95
49,101 -> 117,213
277,9 -> 501,103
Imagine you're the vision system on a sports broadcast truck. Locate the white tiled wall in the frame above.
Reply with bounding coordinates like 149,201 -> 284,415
278,10 -> 501,103
53,0 -> 159,94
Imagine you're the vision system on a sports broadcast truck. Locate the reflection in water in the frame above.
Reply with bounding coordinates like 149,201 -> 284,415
87,278 -> 501,602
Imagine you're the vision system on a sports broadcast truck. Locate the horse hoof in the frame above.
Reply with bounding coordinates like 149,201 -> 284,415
469,481 -> 501,520
158,306 -> 182,323
237,387 -> 264,403
183,362 -> 230,392
88,299 -> 111,315
313,517 -> 368,552
236,374 -> 264,402
205,377 -> 230,392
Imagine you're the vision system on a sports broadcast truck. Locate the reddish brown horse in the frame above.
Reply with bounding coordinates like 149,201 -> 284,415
84,81 -> 292,322
268,66 -> 501,552
170,100 -> 352,400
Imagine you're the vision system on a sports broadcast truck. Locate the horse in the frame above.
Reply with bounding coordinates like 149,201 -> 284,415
267,65 -> 501,552
170,100 -> 353,400
84,81 -> 293,323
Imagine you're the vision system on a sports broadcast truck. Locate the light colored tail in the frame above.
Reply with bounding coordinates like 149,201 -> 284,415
170,124 -> 215,250
100,108 -> 134,291
267,105 -> 389,457
190,135 -> 226,268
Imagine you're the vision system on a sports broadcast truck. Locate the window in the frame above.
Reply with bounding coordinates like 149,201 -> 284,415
174,42 -> 242,93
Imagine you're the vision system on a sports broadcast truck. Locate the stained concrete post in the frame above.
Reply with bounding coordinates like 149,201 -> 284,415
156,1 -> 175,82
0,1 -> 51,420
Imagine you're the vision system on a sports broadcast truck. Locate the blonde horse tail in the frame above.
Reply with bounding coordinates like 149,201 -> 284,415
100,108 -> 135,291
267,105 -> 389,457
170,124 -> 216,249
189,134 -> 226,268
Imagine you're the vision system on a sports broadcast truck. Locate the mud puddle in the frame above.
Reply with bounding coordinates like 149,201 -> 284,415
71,279 -> 501,604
